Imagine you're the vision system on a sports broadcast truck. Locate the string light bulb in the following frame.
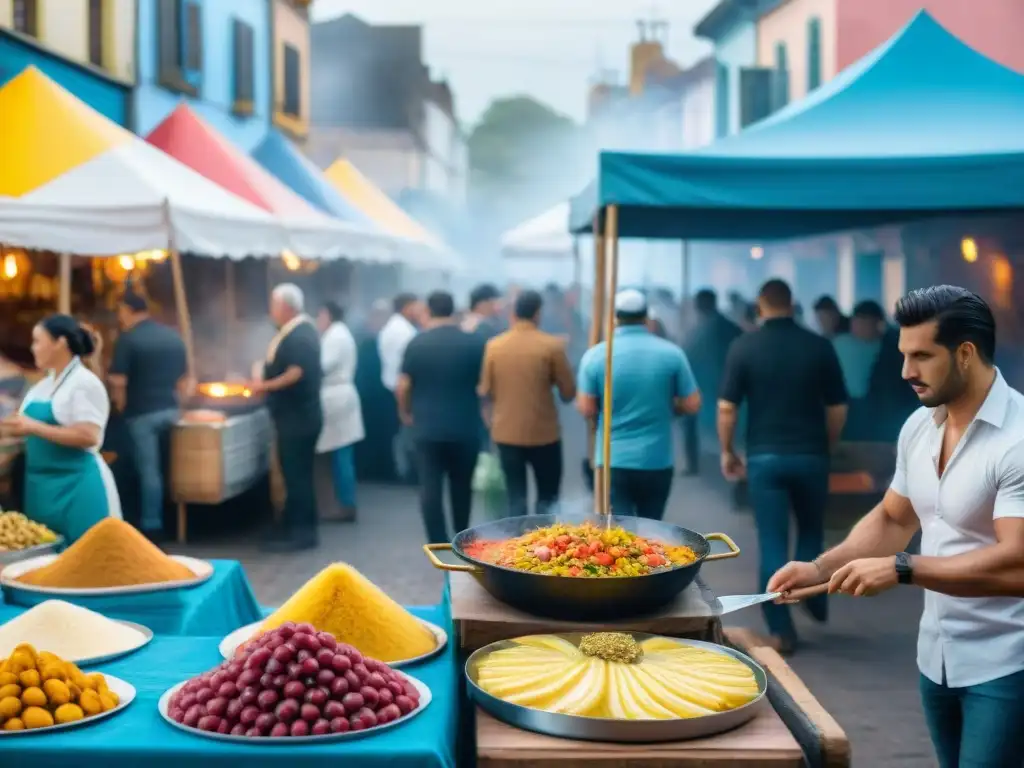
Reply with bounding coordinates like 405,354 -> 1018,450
750,246 -> 764,260
961,237 -> 978,263
2,253 -> 18,280
281,249 -> 302,271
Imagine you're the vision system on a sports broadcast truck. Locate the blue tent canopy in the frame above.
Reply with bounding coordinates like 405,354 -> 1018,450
251,130 -> 378,228
570,11 -> 1024,240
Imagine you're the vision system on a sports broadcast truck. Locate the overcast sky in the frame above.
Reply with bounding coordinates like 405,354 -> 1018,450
310,0 -> 719,127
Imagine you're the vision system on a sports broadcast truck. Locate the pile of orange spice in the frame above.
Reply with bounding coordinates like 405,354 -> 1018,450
17,519 -> 194,588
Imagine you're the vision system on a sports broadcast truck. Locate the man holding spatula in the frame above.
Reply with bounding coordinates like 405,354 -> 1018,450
770,286 -> 1024,768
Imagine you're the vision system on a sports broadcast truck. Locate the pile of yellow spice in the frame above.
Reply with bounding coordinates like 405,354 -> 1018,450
258,563 -> 437,664
0,643 -> 120,731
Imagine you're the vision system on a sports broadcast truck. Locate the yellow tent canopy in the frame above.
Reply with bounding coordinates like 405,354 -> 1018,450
323,159 -> 443,248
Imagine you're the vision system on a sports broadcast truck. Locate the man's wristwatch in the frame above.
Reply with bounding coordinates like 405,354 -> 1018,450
895,552 -> 914,585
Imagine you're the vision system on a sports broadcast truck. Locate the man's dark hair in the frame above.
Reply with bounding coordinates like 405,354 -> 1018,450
813,295 -> 840,313
469,284 -> 500,311
393,293 -> 418,314
426,291 -> 455,319
894,285 -> 995,363
514,289 -> 543,320
694,289 -> 717,315
853,300 -> 885,322
322,300 -> 344,323
121,290 -> 148,314
758,279 -> 792,310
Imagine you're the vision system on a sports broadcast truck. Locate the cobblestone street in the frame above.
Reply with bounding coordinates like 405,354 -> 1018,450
172,420 -> 936,767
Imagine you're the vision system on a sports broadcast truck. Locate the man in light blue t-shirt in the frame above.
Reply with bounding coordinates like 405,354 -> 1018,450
577,290 -> 702,519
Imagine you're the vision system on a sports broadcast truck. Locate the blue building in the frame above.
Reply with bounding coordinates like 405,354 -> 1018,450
134,0 -> 271,150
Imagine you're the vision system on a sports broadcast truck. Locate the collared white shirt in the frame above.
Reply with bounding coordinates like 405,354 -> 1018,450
377,313 -> 417,392
891,370 -> 1024,687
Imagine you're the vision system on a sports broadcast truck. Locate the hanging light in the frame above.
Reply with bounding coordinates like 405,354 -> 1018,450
750,246 -> 764,260
281,249 -> 302,271
2,253 -> 18,280
961,237 -> 978,263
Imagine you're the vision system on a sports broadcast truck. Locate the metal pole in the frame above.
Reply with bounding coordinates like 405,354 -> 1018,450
599,204 -> 620,516
58,253 -> 72,314
588,217 -> 606,513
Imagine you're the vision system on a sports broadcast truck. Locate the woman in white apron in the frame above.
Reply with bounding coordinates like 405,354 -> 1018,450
3,315 -> 121,543
316,302 -> 364,513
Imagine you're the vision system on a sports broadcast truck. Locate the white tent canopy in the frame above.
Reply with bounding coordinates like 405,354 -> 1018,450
500,202 -> 574,258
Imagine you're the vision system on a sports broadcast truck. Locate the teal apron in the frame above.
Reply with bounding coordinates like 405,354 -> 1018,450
23,362 -> 110,544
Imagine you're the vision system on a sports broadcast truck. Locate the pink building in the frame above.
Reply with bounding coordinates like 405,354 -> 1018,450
757,0 -> 1024,102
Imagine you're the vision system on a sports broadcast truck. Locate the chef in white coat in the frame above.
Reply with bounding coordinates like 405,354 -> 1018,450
316,301 -> 364,513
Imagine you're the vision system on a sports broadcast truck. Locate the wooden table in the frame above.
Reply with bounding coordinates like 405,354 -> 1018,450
449,573 -> 723,651
476,707 -> 803,767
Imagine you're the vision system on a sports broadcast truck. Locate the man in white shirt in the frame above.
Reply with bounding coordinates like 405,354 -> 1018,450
769,285 -> 1024,768
377,293 -> 423,481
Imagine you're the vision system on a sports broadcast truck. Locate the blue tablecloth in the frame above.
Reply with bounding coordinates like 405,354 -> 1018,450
0,560 -> 262,635
1,604 -> 457,767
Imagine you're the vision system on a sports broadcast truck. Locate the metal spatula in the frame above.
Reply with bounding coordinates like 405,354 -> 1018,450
713,583 -> 830,615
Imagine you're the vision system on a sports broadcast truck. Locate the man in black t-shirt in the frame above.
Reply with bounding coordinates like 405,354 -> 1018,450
109,292 -> 188,541
251,284 -> 323,552
397,291 -> 485,544
718,279 -> 848,653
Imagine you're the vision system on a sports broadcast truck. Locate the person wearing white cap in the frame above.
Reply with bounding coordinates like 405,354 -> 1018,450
576,289 -> 702,520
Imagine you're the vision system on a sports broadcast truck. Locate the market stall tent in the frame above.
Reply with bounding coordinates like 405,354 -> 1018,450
501,203 -> 574,258
570,11 -> 1024,241
0,67 -> 287,258
146,105 -> 391,262
322,159 -> 463,272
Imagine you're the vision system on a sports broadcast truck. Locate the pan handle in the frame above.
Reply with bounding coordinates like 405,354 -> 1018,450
703,532 -> 741,561
422,543 -> 481,573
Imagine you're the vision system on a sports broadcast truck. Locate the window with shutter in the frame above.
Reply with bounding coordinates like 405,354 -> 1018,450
184,2 -> 202,73
232,19 -> 255,115
12,0 -> 38,37
157,0 -> 198,96
88,0 -> 104,67
807,17 -> 822,92
739,68 -> 774,128
774,42 -> 789,109
283,44 -> 301,117
715,61 -> 729,138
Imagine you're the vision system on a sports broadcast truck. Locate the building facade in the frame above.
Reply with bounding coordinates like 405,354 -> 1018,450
0,0 -> 134,124
133,0 -> 275,151
758,0 -> 1024,105
307,13 -> 466,204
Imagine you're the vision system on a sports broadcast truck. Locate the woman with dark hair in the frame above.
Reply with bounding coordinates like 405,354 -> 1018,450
315,300 -> 363,516
2,314 -> 121,541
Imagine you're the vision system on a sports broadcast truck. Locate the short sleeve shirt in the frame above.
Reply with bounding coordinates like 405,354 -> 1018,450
264,322 -> 322,436
578,326 -> 697,470
890,371 -> 1024,687
22,359 -> 110,450
401,325 -> 485,443
109,319 -> 187,418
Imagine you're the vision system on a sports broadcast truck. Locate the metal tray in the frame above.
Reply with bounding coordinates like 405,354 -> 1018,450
0,537 -> 64,566
0,555 -> 214,598
0,674 -> 135,736
218,619 -> 448,668
466,634 -> 767,743
158,672 -> 431,743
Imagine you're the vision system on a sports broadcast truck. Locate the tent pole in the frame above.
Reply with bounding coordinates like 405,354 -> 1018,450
572,237 -> 581,288
164,204 -> 196,381
589,216 -> 606,513
599,204 -> 620,516
58,253 -> 71,314
225,260 -> 236,374
681,240 -> 690,340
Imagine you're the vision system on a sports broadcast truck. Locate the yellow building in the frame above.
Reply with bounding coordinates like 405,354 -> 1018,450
272,0 -> 311,140
0,0 -> 136,83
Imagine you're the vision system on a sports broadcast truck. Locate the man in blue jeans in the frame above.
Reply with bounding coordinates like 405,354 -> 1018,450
109,292 -> 189,542
718,279 -> 848,653
770,286 -> 1024,767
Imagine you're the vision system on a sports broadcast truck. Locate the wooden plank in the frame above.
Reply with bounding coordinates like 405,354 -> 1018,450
476,707 -> 803,767
450,573 -> 720,651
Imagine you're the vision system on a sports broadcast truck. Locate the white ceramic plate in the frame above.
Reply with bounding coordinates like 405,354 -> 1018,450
0,619 -> 154,668
218,619 -> 448,668
0,673 -> 135,736
0,555 -> 214,596
158,672 -> 431,743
